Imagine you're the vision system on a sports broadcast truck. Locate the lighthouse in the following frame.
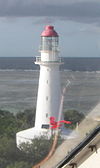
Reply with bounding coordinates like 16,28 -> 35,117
35,25 -> 62,129
16,25 -> 62,146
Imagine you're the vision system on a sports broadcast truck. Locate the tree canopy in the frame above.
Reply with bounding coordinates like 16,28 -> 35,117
64,109 -> 85,129
0,108 -> 84,168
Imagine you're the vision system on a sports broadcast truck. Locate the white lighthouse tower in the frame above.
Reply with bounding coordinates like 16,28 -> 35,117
35,25 -> 62,129
16,25 -> 62,146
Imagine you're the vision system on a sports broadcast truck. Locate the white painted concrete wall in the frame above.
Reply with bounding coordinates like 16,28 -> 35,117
41,51 -> 59,62
35,64 -> 61,129
79,147 -> 100,168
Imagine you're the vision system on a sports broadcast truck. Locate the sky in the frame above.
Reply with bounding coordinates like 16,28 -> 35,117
0,0 -> 100,57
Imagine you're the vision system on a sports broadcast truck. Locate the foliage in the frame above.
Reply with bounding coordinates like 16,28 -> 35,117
16,108 -> 36,128
19,134 -> 63,165
0,108 -> 82,168
19,136 -> 53,165
0,109 -> 36,138
0,157 -> 9,168
64,109 -> 85,129
0,109 -> 36,168
6,161 -> 32,168
0,109 -> 60,167
0,110 -> 17,138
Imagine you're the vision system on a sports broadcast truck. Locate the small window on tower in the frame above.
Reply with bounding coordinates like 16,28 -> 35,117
46,113 -> 48,118
47,68 -> 49,71
46,96 -> 48,101
47,80 -> 48,84
41,124 -> 49,129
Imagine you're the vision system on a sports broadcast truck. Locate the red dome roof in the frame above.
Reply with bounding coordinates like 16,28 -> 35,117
41,25 -> 58,37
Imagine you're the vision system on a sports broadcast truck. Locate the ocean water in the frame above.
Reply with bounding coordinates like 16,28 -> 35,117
0,57 -> 100,71
0,57 -> 100,113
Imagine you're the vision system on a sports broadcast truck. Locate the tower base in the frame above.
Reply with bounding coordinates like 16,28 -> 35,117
16,127 -> 78,148
16,127 -> 52,147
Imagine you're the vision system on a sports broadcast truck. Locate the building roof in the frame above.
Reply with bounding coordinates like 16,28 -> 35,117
41,25 -> 58,37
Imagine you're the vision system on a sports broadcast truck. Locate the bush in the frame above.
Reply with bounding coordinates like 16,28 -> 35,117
64,109 -> 85,129
6,161 -> 32,168
0,110 -> 18,138
0,109 -> 36,138
0,108 -> 83,167
0,109 -> 36,168
16,108 -> 36,129
20,136 -> 53,164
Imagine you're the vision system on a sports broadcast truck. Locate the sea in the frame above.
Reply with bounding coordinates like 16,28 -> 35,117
0,57 -> 100,71
0,57 -> 100,114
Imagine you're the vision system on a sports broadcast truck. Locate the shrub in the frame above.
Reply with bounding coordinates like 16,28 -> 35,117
64,109 -> 85,129
6,161 -> 32,168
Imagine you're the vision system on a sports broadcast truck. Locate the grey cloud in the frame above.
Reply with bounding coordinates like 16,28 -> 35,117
0,0 -> 100,24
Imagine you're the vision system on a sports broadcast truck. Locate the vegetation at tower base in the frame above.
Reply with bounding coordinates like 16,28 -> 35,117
64,109 -> 85,129
0,109 -> 84,168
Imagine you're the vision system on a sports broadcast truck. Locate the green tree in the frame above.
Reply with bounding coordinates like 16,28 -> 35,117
0,110 -> 19,138
64,109 -> 85,129
0,157 -> 9,168
0,109 -> 63,167
0,137 -> 17,161
6,161 -> 32,168
0,109 -> 36,168
16,108 -> 36,129
19,136 -> 53,165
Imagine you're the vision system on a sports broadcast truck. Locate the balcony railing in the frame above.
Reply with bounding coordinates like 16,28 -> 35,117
35,56 -> 63,64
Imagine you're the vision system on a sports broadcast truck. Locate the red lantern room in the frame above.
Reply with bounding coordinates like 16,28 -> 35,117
40,25 -> 59,52
41,25 -> 58,37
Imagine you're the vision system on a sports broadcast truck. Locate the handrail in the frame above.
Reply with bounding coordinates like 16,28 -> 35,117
56,125 -> 100,168
35,56 -> 62,63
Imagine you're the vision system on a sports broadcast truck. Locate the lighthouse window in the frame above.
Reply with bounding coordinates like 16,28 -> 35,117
46,113 -> 48,118
46,96 -> 48,100
47,68 -> 49,71
47,80 -> 48,84
41,124 -> 49,129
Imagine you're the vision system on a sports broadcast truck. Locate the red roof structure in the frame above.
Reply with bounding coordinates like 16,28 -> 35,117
41,25 -> 58,37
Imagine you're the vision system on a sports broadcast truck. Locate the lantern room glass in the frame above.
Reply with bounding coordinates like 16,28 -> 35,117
40,36 -> 59,52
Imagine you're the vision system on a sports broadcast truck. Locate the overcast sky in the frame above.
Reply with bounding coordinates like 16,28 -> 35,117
0,0 -> 100,57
